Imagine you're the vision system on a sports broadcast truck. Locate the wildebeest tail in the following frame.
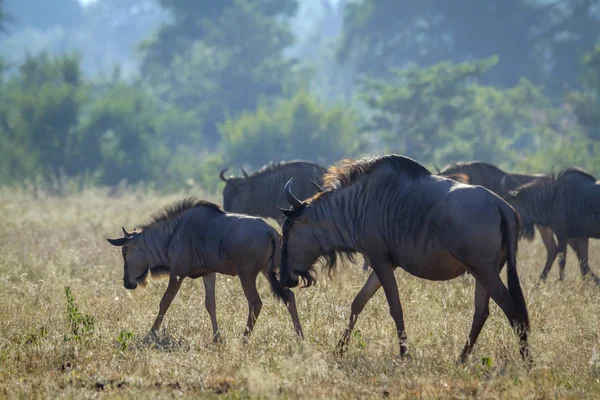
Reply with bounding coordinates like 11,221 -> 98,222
500,205 -> 530,331
268,232 -> 287,301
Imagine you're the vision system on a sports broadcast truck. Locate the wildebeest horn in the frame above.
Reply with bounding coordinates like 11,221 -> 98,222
433,163 -> 441,174
310,180 -> 325,193
219,167 -> 229,182
122,227 -> 133,238
240,167 -> 249,180
500,176 -> 508,193
284,178 -> 303,210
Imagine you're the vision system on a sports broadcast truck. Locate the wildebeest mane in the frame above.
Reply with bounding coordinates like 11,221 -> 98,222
323,155 -> 431,190
440,161 -> 505,176
140,197 -> 224,230
253,160 -> 322,178
556,167 -> 596,183
510,167 -> 596,197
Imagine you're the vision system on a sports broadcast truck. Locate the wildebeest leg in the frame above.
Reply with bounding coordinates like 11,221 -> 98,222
151,274 -> 184,333
570,237 -> 600,284
370,256 -> 409,358
337,270 -> 381,354
537,226 -> 558,281
202,273 -> 221,343
361,254 -> 371,272
556,235 -> 568,281
459,281 -> 490,363
240,277 -> 263,343
476,272 -> 530,363
261,269 -> 304,337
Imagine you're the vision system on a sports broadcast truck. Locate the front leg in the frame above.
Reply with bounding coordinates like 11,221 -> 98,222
151,274 -> 184,334
556,235 -> 568,281
337,270 -> 381,353
202,273 -> 221,343
369,255 -> 409,358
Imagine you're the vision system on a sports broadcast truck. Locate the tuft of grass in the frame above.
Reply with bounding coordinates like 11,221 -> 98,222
0,186 -> 599,398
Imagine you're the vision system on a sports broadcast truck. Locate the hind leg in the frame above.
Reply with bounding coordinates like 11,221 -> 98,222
337,270 -> 381,354
570,237 -> 600,284
474,271 -> 531,363
537,226 -> 559,281
459,281 -> 490,363
202,274 -> 221,343
240,276 -> 263,343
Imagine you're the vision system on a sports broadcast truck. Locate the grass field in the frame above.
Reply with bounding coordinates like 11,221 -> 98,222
1,186 -> 599,399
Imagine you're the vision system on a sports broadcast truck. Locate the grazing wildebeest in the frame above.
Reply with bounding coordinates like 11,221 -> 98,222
220,160 -> 327,225
504,168 -> 600,284
278,155 -> 531,363
107,198 -> 304,341
439,161 -> 578,281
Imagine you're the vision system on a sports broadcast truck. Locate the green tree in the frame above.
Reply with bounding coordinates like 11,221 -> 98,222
339,0 -> 600,93
219,91 -> 358,168
361,57 -> 560,167
0,53 -> 88,182
567,44 -> 600,140
140,0 -> 300,145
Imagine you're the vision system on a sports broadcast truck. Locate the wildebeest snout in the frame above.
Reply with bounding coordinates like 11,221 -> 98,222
280,272 -> 299,288
124,279 -> 137,290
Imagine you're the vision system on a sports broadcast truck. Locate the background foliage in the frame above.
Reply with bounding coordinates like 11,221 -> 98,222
0,0 -> 599,192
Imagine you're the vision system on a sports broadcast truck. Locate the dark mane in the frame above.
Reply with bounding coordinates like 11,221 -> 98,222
139,197 -> 224,229
323,154 -> 431,190
509,167 -> 596,198
556,167 -> 596,183
440,161 -> 506,175
252,160 -> 321,178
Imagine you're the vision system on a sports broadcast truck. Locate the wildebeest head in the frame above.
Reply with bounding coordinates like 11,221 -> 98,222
503,189 -> 536,241
220,167 -> 250,212
278,178 -> 325,289
107,227 -> 152,290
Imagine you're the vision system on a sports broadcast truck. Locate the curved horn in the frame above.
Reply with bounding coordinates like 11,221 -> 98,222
284,178 -> 303,210
433,163 -> 441,174
240,167 -> 249,180
310,180 -> 325,193
219,167 -> 229,182
122,227 -> 133,238
500,176 -> 508,194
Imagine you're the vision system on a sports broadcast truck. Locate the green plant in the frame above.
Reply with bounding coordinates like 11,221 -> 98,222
116,330 -> 134,351
64,286 -> 95,341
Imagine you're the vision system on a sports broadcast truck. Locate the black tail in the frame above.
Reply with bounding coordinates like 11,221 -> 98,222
268,232 -> 287,301
501,206 -> 530,331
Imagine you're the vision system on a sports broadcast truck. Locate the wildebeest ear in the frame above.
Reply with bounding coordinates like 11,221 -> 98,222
107,237 -> 130,247
278,206 -> 308,223
310,180 -> 325,193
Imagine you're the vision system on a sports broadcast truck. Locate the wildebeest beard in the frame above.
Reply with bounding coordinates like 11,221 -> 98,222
293,249 -> 357,288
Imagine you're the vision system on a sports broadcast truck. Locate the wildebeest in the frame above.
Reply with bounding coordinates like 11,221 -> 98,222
278,155 -> 531,363
438,161 -> 577,280
220,161 -> 327,224
107,198 -> 304,341
504,168 -> 600,284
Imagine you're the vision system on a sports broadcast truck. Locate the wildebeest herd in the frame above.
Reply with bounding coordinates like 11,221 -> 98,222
108,154 -> 600,365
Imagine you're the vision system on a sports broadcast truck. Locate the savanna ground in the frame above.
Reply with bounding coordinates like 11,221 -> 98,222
1,186 -> 599,399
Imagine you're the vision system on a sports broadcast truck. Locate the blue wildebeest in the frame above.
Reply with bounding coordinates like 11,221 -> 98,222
504,168 -> 600,284
220,160 -> 327,225
107,198 -> 303,341
438,161 -> 578,281
278,155 -> 531,364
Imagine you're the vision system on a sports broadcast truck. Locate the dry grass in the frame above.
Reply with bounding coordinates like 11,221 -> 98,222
1,186 -> 599,399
